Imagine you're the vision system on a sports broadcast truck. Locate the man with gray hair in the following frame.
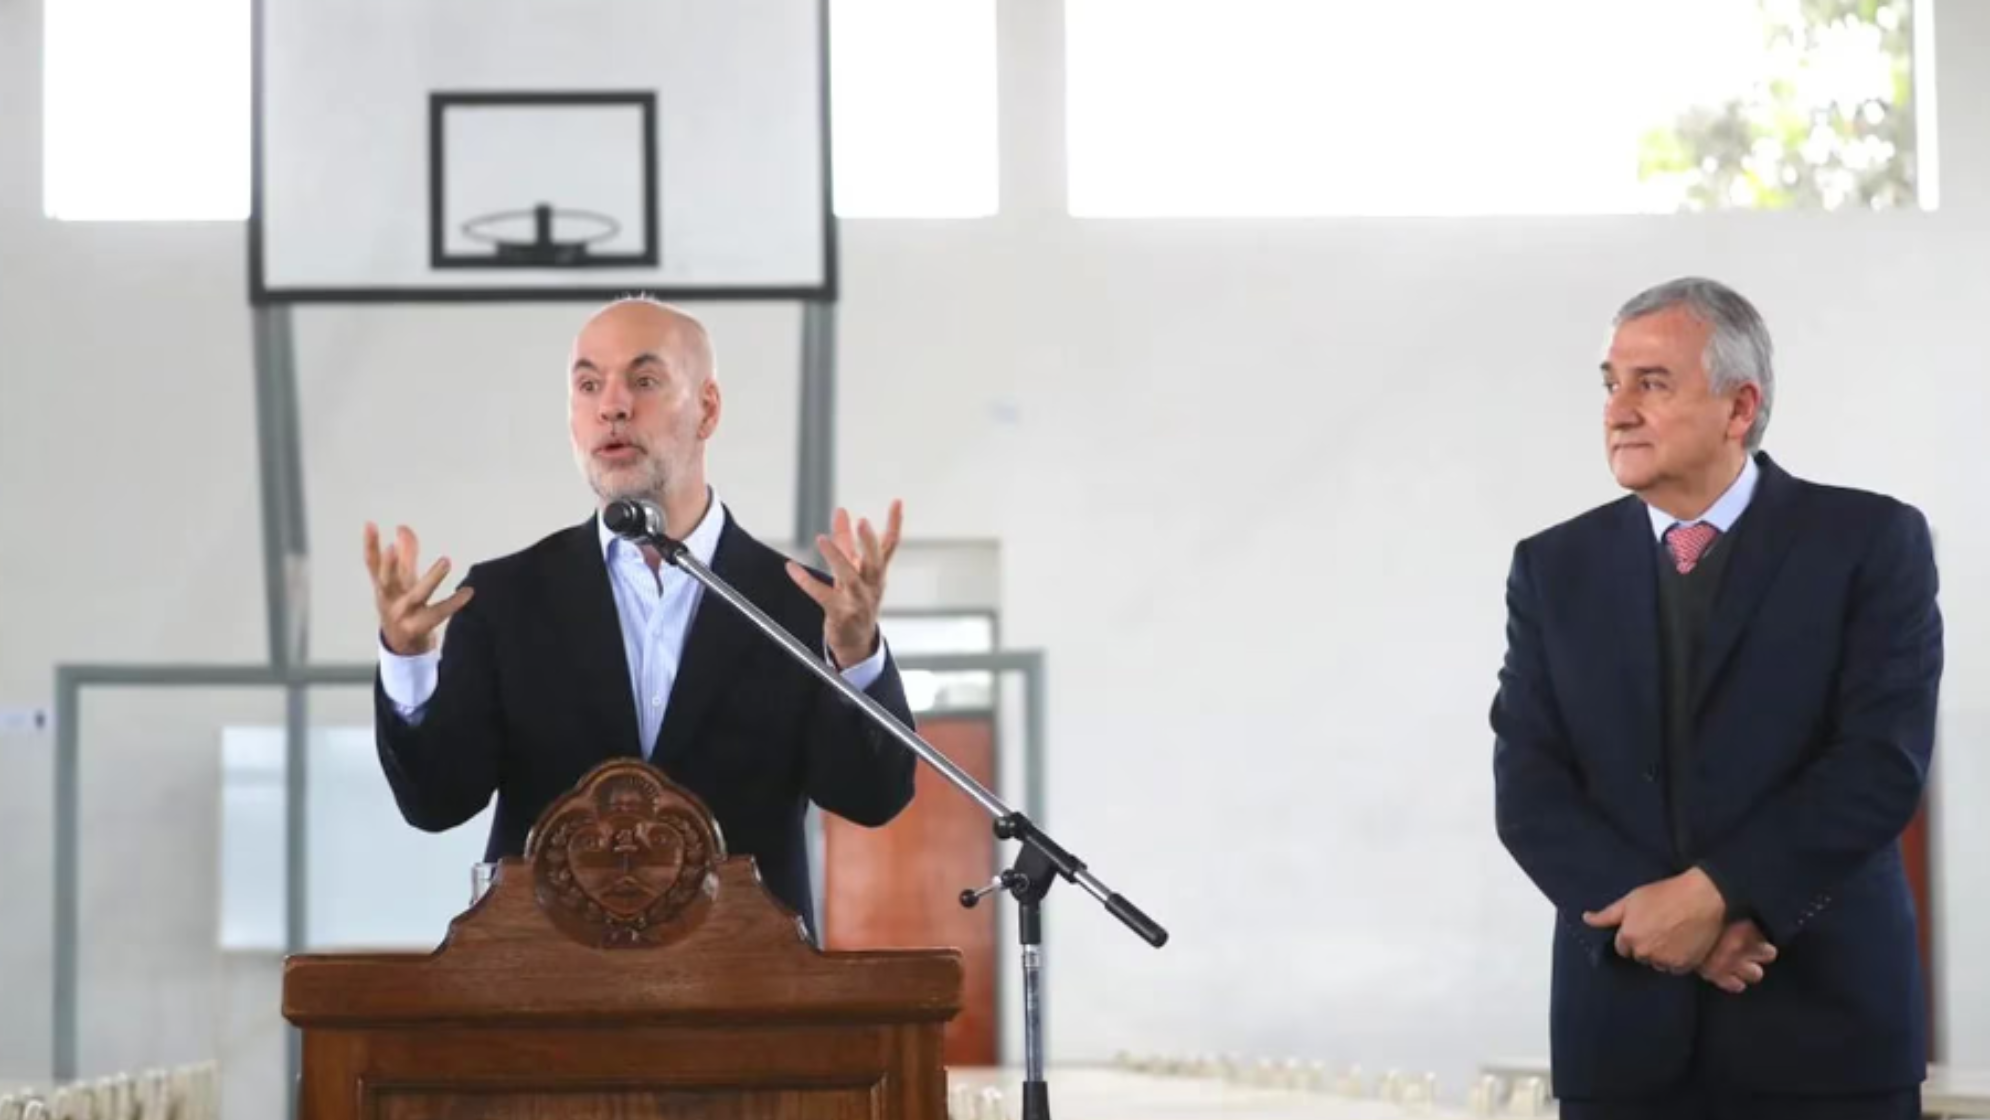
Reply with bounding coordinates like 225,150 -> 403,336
359,297 -> 917,944
1491,277 -> 1942,1118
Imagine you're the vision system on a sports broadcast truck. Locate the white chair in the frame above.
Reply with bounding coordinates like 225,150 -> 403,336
1378,1068 -> 1408,1103
168,1070 -> 192,1120
88,1077 -> 122,1120
200,1062 -> 222,1120
134,1071 -> 168,1120
1506,1075 -> 1550,1116
1468,1074 -> 1506,1116
1404,1072 -> 1439,1112
1299,1059 -> 1329,1093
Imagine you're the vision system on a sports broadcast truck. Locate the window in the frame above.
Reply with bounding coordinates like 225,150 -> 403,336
42,0 -> 997,222
1064,0 -> 1926,217
43,0 -> 251,220
219,724 -> 493,951
828,0 -> 1000,218
879,611 -> 998,713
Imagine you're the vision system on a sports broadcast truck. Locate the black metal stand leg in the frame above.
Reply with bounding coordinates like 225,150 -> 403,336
1011,842 -> 1054,1120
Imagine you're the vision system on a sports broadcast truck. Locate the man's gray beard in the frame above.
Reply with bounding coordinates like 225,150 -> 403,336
576,447 -> 671,506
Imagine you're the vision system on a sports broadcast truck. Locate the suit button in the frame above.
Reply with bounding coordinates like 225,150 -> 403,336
1641,766 -> 1656,782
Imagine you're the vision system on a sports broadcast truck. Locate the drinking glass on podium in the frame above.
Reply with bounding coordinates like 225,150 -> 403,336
471,862 -> 497,905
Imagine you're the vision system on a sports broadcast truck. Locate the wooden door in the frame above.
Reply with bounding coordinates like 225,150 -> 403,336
1902,796 -> 1935,1055
823,716 -> 999,1067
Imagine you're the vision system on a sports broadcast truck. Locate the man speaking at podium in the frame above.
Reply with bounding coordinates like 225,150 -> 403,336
360,297 -> 917,942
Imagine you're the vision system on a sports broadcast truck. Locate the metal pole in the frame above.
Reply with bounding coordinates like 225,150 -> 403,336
795,299 -> 838,548
251,300 -> 310,1120
1023,652 -> 1049,1062
796,297 -> 838,941
284,684 -> 308,1120
53,668 -> 80,1082
251,304 -> 308,671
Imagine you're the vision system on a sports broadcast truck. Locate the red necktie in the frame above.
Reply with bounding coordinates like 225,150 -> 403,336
1665,522 -> 1720,574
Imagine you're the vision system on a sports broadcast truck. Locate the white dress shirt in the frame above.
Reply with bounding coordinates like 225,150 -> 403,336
379,491 -> 888,759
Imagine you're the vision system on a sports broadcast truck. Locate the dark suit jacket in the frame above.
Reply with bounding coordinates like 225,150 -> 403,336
373,511 -> 918,941
1491,452 -> 1943,1099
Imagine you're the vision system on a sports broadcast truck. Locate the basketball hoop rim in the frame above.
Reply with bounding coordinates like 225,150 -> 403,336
459,206 -> 623,247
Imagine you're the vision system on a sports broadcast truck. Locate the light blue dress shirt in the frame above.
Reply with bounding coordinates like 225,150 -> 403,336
1644,453 -> 1761,544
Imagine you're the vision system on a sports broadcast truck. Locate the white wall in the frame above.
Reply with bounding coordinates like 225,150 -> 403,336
4,0 -> 1989,1109
828,212 -> 1990,1081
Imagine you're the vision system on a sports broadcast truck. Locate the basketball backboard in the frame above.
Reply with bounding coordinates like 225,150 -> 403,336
251,0 -> 832,303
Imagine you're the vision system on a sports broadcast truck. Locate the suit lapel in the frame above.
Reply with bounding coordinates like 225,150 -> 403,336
557,517 -> 644,761
1693,453 -> 1804,715
650,518 -> 762,767
1607,497 -> 1665,772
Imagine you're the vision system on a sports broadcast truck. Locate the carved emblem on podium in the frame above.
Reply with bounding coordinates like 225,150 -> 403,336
526,761 -> 725,948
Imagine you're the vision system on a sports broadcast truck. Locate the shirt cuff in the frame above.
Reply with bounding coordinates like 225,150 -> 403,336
378,634 -> 440,724
828,635 -> 890,692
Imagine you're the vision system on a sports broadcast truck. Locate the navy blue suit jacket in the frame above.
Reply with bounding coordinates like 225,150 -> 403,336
1491,453 -> 1942,1099
373,513 -> 918,943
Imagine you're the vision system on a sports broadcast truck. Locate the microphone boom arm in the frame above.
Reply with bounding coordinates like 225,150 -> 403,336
610,508 -> 1164,942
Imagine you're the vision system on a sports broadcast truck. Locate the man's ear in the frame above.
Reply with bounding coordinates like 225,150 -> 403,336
698,377 -> 723,440
1728,381 -> 1761,442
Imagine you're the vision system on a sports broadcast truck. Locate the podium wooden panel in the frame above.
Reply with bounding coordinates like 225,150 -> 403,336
283,761 -> 963,1120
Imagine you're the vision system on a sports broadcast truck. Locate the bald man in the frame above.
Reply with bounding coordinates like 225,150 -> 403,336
362,298 -> 917,941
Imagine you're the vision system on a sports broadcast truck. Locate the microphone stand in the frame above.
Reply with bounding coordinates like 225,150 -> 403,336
622,519 -> 1167,1120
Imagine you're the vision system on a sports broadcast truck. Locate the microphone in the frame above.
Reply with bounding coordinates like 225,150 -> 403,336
602,498 -> 667,542
602,498 -> 686,561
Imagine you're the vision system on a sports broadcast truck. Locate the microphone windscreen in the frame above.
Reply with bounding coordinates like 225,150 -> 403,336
603,499 -> 647,537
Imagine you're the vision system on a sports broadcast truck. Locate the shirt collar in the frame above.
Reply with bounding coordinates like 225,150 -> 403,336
597,487 -> 727,567
1646,453 -> 1760,541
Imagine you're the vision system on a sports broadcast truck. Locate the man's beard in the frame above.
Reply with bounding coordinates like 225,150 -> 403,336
576,445 -> 672,505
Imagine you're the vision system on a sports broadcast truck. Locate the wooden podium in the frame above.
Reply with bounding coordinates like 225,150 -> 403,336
283,761 -> 964,1120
